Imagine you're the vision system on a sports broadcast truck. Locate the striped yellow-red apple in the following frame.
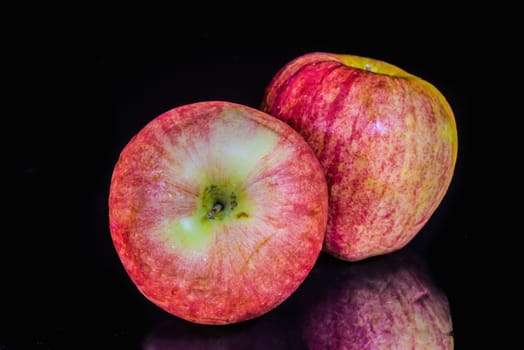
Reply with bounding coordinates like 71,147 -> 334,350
108,101 -> 328,324
261,52 -> 458,261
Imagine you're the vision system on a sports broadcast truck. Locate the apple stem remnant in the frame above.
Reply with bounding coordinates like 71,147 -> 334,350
206,202 -> 224,219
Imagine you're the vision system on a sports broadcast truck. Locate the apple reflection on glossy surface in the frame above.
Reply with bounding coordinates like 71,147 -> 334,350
300,250 -> 454,350
143,249 -> 453,349
142,301 -> 305,349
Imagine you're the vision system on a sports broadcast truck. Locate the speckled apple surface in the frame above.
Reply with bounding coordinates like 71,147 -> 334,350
108,101 -> 328,325
261,52 -> 458,261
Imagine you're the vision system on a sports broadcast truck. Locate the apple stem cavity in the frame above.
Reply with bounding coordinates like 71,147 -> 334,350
206,202 -> 224,219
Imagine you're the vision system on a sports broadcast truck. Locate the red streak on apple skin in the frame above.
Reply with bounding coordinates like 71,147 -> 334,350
109,101 -> 328,324
262,52 -> 458,261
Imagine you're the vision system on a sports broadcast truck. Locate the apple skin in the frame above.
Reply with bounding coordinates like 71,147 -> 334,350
108,101 -> 328,325
261,52 -> 458,261
299,251 -> 454,349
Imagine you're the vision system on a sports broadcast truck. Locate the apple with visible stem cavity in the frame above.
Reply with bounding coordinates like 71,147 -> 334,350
261,52 -> 458,261
108,101 -> 328,325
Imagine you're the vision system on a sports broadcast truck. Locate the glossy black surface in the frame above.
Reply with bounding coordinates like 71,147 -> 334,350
4,25 -> 513,349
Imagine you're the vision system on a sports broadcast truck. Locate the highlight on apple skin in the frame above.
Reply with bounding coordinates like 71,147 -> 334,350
261,52 -> 458,261
108,101 -> 328,325
298,251 -> 454,349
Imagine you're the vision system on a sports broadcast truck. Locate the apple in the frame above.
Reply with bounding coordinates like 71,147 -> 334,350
299,251 -> 454,349
108,101 -> 328,325
261,52 -> 458,261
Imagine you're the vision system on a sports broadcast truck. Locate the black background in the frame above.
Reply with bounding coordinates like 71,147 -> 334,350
3,12 -> 518,349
